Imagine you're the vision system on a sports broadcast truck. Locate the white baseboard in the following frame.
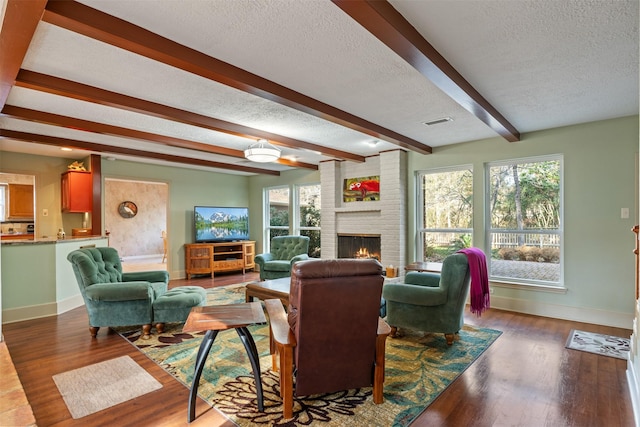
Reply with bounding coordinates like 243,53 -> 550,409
489,295 -> 634,329
627,357 -> 640,427
2,301 -> 58,324
2,295 -> 85,324
121,254 -> 164,261
57,294 -> 85,315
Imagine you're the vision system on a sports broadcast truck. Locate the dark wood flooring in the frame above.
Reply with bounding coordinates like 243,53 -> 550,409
2,271 -> 635,426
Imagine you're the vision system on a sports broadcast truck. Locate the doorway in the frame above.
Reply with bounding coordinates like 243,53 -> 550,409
104,178 -> 168,272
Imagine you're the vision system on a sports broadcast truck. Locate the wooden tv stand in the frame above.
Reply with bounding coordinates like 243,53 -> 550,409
184,241 -> 255,279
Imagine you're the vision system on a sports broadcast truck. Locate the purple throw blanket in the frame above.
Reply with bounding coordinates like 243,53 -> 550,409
457,248 -> 490,316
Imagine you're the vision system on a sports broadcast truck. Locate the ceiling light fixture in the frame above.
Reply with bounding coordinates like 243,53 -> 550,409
424,117 -> 453,126
244,139 -> 281,163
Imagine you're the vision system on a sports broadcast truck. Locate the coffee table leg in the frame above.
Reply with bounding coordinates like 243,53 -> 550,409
236,327 -> 264,411
188,329 -> 219,422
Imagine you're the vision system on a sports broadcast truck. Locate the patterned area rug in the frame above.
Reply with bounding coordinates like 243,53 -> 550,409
565,329 -> 630,360
117,284 -> 501,426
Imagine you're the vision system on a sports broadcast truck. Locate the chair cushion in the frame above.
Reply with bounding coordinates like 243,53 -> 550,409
263,260 -> 292,272
153,286 -> 207,324
271,236 -> 310,260
68,247 -> 123,286
84,282 -> 151,302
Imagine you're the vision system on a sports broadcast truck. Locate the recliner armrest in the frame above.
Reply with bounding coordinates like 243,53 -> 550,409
84,282 -> 152,302
404,271 -> 441,287
382,283 -> 447,306
290,254 -> 309,265
122,270 -> 169,284
255,253 -> 274,266
265,299 -> 296,348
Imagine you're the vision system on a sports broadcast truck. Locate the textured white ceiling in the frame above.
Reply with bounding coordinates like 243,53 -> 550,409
1,0 -> 638,174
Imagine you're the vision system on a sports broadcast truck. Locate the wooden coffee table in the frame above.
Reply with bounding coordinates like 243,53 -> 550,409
182,302 -> 266,422
245,277 -> 291,307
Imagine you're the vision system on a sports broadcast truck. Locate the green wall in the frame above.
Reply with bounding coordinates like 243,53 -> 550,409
101,159 -> 251,276
1,115 -> 637,325
408,115 -> 639,316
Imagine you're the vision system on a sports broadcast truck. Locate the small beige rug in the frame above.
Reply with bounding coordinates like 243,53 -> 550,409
52,355 -> 162,419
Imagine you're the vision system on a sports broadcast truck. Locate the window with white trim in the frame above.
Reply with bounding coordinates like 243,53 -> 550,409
265,186 -> 289,247
295,184 -> 321,258
486,155 -> 563,286
417,166 -> 473,262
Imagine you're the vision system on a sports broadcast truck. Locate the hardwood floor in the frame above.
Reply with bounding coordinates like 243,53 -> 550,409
3,271 -> 636,426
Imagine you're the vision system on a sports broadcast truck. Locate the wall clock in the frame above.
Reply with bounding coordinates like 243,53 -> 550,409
118,201 -> 138,218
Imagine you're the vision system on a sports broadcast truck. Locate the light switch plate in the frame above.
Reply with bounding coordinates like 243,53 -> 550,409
621,208 -> 629,219
42,208 -> 48,217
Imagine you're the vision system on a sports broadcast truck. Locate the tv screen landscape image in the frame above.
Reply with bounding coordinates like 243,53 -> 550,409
194,206 -> 249,243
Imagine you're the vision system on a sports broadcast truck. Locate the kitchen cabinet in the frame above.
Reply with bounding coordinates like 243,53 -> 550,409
61,171 -> 92,213
8,184 -> 34,219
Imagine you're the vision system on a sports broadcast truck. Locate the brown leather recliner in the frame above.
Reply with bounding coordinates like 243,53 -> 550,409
265,258 -> 390,419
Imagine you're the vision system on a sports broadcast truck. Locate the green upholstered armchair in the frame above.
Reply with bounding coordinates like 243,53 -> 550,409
382,253 -> 471,345
67,247 -> 170,339
254,235 -> 310,280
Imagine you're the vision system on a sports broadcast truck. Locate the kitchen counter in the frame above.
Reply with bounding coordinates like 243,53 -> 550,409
0,235 -> 104,245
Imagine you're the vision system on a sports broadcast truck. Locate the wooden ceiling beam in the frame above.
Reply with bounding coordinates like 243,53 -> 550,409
0,129 -> 281,176
0,0 -> 47,108
333,0 -> 520,143
15,69 -> 363,163
1,105 -> 317,170
42,0 -> 431,155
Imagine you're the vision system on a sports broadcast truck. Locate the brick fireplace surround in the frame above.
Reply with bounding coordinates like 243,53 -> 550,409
320,150 -> 407,271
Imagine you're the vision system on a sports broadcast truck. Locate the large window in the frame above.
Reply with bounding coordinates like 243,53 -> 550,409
265,184 -> 321,256
417,167 -> 473,262
266,187 -> 289,243
486,156 -> 562,286
295,184 -> 321,257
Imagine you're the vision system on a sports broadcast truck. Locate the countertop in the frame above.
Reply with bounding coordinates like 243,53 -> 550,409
0,235 -> 106,246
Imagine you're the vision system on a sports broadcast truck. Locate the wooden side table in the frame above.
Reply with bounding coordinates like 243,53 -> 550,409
245,277 -> 291,307
405,261 -> 443,273
182,302 -> 266,422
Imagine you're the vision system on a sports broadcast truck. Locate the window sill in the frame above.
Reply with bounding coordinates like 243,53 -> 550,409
490,279 -> 568,294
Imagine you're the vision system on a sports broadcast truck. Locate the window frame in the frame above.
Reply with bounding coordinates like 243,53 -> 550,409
264,186 -> 290,251
484,154 -> 564,289
415,165 -> 474,262
294,183 -> 321,258
264,183 -> 321,255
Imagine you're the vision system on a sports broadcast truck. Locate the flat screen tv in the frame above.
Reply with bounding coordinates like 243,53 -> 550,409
194,206 -> 249,243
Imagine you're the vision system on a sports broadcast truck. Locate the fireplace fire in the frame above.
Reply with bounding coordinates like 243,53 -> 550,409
337,234 -> 381,262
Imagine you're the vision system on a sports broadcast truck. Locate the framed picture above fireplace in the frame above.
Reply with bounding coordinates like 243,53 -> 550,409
343,176 -> 380,202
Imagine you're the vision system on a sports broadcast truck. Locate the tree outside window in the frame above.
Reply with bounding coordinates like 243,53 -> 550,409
297,184 -> 321,258
267,187 -> 289,244
417,167 -> 473,262
487,156 -> 562,285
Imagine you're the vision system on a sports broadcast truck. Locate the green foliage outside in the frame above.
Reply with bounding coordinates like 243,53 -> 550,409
490,160 -> 560,230
269,187 -> 321,257
422,160 -> 560,265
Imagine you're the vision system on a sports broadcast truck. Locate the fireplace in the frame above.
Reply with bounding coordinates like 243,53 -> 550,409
337,234 -> 381,262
